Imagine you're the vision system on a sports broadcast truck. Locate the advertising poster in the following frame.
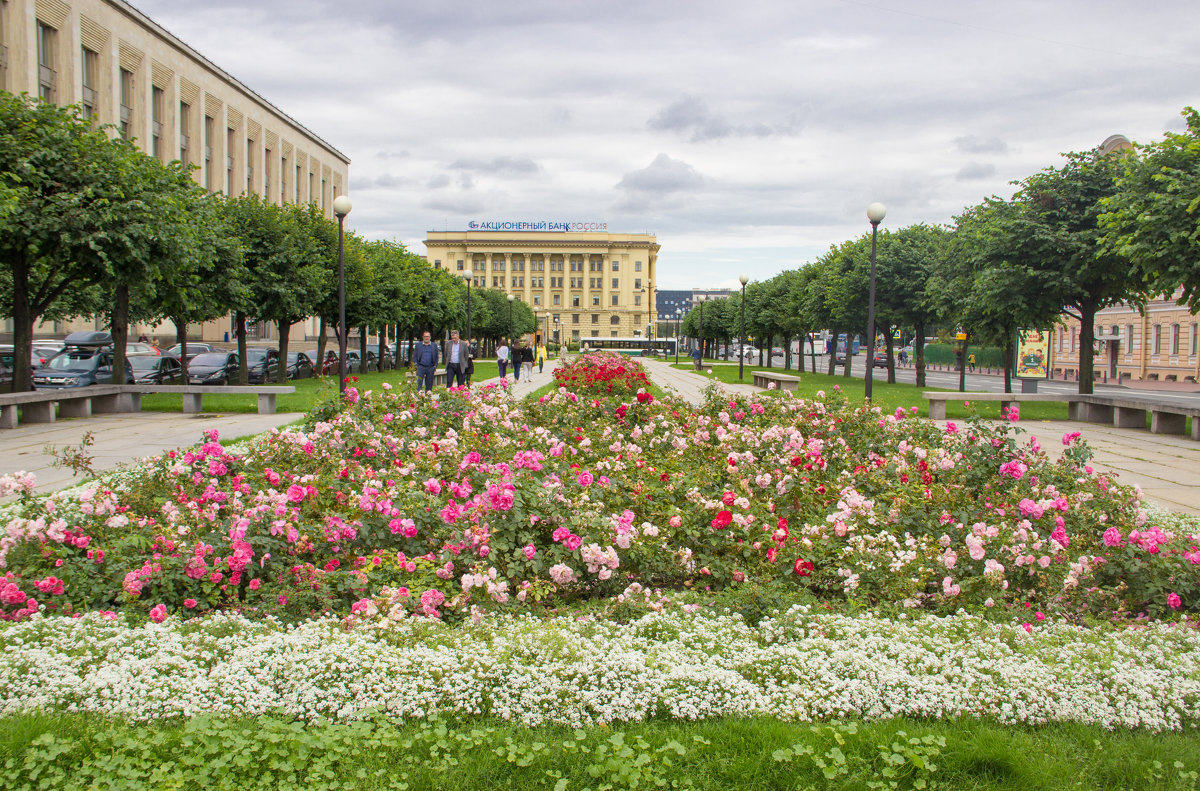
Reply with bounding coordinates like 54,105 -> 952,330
1015,328 -> 1049,379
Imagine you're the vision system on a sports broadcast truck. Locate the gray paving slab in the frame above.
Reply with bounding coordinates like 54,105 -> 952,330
637,359 -> 1200,516
0,411 -> 303,494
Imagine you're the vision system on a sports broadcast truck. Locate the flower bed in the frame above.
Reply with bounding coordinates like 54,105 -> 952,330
2,608 -> 1199,731
0,352 -> 1197,625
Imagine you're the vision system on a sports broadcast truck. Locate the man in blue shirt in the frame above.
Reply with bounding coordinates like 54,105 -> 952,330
413,331 -> 438,391
444,330 -> 470,388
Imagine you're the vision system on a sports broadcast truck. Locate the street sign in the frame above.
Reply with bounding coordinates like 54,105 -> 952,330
955,332 -> 967,341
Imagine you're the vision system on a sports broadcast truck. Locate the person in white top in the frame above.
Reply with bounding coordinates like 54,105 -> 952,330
496,339 -> 510,379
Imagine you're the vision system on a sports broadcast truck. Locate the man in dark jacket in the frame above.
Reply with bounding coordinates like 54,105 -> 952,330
444,330 -> 471,388
413,331 -> 439,391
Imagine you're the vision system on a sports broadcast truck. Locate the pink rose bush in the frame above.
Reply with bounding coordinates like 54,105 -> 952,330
0,353 -> 1195,624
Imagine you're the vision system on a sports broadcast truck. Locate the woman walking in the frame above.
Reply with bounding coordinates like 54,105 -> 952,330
535,341 -> 548,374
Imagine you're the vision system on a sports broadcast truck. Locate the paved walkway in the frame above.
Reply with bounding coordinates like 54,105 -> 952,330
4,359 -> 1196,515
0,411 -> 304,494
639,358 -> 1200,515
0,360 -> 566,495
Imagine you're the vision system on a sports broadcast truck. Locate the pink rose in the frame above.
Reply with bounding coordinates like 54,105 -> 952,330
1168,592 -> 1183,609
148,604 -> 168,623
183,599 -> 197,609
523,544 -> 537,560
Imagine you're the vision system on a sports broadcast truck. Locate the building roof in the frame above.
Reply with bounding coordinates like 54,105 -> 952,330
108,0 -> 350,164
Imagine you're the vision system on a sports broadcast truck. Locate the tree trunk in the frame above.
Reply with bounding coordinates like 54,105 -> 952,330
276,320 -> 291,384
378,325 -> 387,372
885,332 -> 895,384
359,325 -> 368,374
111,285 -> 130,385
235,310 -> 249,385
1003,336 -> 1013,393
827,331 -> 837,376
958,332 -> 968,393
174,318 -> 189,378
317,316 -> 330,375
914,320 -> 926,387
1078,304 -> 1097,395
9,254 -> 34,393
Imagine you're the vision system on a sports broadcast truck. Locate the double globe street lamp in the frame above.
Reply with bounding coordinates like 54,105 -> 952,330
332,195 -> 353,394
864,202 -> 887,401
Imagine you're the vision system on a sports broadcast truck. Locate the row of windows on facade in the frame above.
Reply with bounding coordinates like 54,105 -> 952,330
470,275 -> 643,291
437,259 -> 644,273
1056,323 -> 1200,357
466,283 -> 645,309
25,18 -> 337,206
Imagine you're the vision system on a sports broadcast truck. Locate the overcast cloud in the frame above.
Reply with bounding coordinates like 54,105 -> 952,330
131,0 -> 1200,289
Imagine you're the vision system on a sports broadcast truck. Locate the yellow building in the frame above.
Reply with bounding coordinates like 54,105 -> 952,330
1,0 -> 349,343
1051,293 -> 1200,384
424,227 -> 659,345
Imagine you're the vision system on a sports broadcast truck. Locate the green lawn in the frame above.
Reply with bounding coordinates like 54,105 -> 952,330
3,712 -> 1196,790
137,362 -> 504,414
672,363 -> 1071,421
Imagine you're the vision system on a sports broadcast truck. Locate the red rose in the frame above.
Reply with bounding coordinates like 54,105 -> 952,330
710,510 -> 733,529
793,558 -> 814,576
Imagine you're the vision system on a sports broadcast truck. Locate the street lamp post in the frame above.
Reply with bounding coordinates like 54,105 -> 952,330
332,195 -> 353,394
738,274 -> 749,381
697,295 -> 706,363
463,268 -> 473,347
507,294 -> 514,339
674,308 -> 682,365
864,202 -> 887,400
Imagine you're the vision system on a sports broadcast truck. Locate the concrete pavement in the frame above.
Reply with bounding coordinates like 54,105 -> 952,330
3,358 -> 1196,515
0,411 -> 304,494
639,358 -> 1200,516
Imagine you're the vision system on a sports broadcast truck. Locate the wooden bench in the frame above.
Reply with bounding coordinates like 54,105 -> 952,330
126,385 -> 295,414
752,371 -> 801,392
0,384 -> 296,428
924,391 -> 1200,440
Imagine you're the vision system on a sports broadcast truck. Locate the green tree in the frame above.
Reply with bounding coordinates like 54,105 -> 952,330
0,93 -> 176,391
963,148 -> 1141,393
1102,107 -> 1200,310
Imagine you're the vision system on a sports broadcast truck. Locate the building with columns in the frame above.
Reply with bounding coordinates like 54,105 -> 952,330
424,228 -> 659,345
1,0 -> 349,342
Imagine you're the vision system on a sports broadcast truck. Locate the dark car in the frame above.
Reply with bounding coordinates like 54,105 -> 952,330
34,348 -> 134,388
31,343 -> 64,368
286,351 -> 315,380
0,352 -> 13,389
245,347 -> 280,384
167,342 -> 221,361
873,349 -> 889,368
187,352 -> 239,385
130,354 -> 184,384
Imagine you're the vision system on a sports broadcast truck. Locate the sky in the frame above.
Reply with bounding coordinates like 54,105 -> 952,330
130,0 -> 1200,291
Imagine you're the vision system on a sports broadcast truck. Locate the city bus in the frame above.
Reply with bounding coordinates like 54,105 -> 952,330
579,337 -> 677,357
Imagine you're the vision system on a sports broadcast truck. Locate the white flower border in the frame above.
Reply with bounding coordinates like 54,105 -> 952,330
2,607 -> 1197,732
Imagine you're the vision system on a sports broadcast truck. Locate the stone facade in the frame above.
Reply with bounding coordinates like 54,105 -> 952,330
424,230 -> 659,345
1,0 -> 349,344
1051,292 -> 1200,383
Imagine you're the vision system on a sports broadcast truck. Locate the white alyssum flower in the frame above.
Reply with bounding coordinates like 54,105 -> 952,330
2,609 -> 1198,731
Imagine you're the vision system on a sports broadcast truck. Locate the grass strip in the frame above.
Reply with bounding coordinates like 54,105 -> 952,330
671,363 -> 1071,421
1,713 -> 1196,790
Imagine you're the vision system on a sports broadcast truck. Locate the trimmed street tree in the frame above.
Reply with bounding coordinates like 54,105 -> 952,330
1102,106 -> 1200,310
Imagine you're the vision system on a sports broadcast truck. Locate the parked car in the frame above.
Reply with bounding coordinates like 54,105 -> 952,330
187,352 -> 239,385
126,341 -> 162,356
34,348 -> 134,388
31,343 -> 64,368
873,349 -> 889,368
286,351 -> 315,380
167,342 -> 222,361
245,347 -> 280,384
130,354 -> 184,384
0,351 -> 13,389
